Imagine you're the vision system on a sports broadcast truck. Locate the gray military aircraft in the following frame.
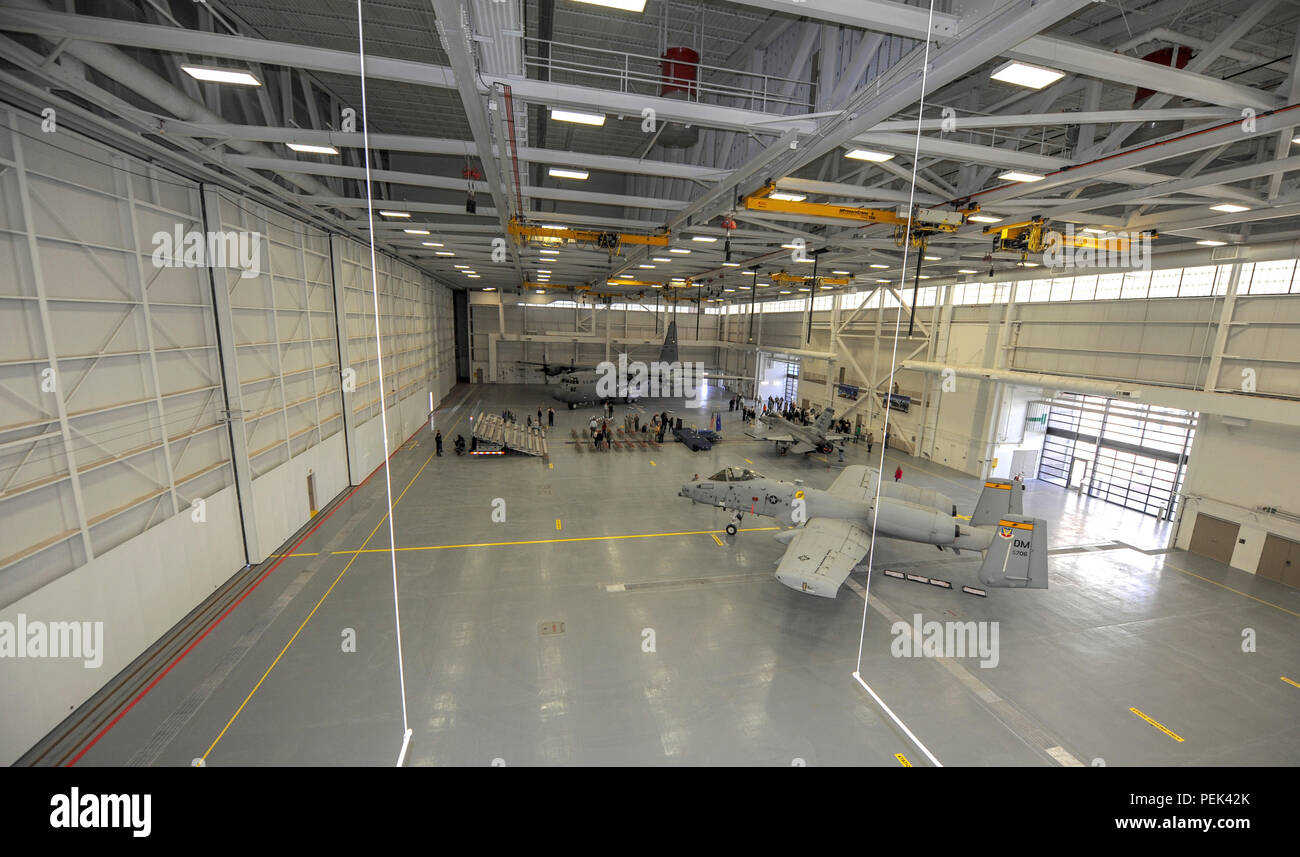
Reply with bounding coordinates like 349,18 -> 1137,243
746,406 -> 851,454
679,465 -> 1047,597
551,321 -> 742,408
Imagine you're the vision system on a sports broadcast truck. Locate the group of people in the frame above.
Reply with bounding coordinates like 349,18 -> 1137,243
585,408 -> 674,448
513,406 -> 556,430
587,415 -> 614,451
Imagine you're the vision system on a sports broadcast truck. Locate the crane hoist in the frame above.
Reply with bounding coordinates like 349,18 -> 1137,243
770,272 -> 851,287
739,180 -> 976,251
507,217 -> 672,258
982,216 -> 1158,259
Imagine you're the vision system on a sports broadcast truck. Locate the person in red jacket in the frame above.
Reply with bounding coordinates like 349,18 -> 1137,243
894,466 -> 902,482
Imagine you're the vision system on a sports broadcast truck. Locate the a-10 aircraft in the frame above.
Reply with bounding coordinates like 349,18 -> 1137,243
746,406 -> 851,455
679,465 -> 1047,598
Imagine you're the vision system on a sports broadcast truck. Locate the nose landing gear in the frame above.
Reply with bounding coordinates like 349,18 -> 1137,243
725,511 -> 743,536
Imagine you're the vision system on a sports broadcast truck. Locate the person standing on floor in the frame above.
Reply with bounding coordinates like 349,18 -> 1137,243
547,407 -> 554,428
537,407 -> 542,425
866,430 -> 873,454
435,430 -> 443,457
894,466 -> 902,482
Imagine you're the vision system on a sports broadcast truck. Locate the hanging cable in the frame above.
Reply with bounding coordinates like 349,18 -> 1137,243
851,0 -> 943,769
356,0 -> 413,767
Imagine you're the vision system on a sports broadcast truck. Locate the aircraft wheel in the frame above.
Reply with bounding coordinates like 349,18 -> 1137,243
725,523 -> 738,536
568,402 -> 576,410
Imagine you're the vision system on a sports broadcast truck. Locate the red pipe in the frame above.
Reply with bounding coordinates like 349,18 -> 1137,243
503,84 -> 526,217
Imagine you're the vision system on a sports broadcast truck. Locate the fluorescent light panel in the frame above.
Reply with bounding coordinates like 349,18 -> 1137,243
769,192 -> 807,202
990,61 -> 1065,90
845,148 -> 894,162
969,214 -> 1002,223
548,167 -> 589,180
287,142 -> 339,155
181,65 -> 261,86
550,108 -> 605,126
1210,203 -> 1250,213
999,171 -> 1045,183
570,0 -> 647,11
379,210 -> 411,218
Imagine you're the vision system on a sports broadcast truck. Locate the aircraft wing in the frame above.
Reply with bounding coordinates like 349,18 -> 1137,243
774,518 -> 874,598
826,465 -> 880,503
745,427 -> 795,443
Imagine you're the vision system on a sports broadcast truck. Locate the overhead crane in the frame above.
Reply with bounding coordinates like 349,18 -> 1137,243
770,271 -> 851,287
982,216 -> 1158,260
508,217 -> 672,257
739,180 -> 975,251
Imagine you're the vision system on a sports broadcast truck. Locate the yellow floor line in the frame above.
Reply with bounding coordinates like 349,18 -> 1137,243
1282,676 -> 1300,689
1159,559 -> 1300,619
323,526 -> 783,555
1129,707 -> 1185,743
895,753 -> 912,767
202,451 -> 436,762
711,533 -> 725,546
555,519 -> 562,531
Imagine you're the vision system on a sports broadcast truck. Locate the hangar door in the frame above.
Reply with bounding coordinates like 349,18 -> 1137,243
1257,534 -> 1300,589
1188,515 -> 1238,565
1036,393 -> 1196,521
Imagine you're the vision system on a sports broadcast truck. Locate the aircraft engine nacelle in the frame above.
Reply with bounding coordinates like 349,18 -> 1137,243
873,497 -> 957,545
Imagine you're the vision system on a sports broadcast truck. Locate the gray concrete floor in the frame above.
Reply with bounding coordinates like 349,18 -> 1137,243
72,383 -> 1300,766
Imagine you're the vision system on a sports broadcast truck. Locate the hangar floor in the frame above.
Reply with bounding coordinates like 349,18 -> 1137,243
39,383 -> 1300,766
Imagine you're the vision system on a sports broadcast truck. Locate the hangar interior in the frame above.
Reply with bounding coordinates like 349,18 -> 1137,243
1,0 -> 1298,766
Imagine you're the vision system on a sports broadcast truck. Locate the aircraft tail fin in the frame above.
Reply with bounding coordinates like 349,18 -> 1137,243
812,407 -> 835,434
970,478 -> 1024,527
659,321 -> 679,365
977,516 -> 1048,589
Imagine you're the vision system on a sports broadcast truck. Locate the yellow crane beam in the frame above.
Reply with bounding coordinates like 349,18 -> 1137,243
983,217 -> 1157,257
740,181 -> 972,233
508,218 -> 672,251
770,272 -> 851,286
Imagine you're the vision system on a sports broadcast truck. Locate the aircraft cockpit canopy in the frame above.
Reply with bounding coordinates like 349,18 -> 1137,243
708,467 -> 763,482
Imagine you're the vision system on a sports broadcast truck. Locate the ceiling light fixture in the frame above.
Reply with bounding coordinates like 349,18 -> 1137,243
404,228 -> 430,235
1196,239 -> 1227,246
1210,203 -> 1250,213
691,236 -> 717,243
845,148 -> 894,162
570,0 -> 647,12
669,248 -> 691,254
990,60 -> 1065,90
999,171 -> 1045,183
548,167 -> 589,180
379,211 -> 411,218
968,215 -> 1001,224
550,108 -> 605,126
768,192 -> 807,202
287,142 -> 339,155
181,65 -> 262,86
422,241 -> 444,247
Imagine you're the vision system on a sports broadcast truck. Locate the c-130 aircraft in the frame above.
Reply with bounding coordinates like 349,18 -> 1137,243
679,465 -> 1047,598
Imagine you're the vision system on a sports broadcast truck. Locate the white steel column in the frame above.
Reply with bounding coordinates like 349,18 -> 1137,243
1203,263 -> 1243,392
